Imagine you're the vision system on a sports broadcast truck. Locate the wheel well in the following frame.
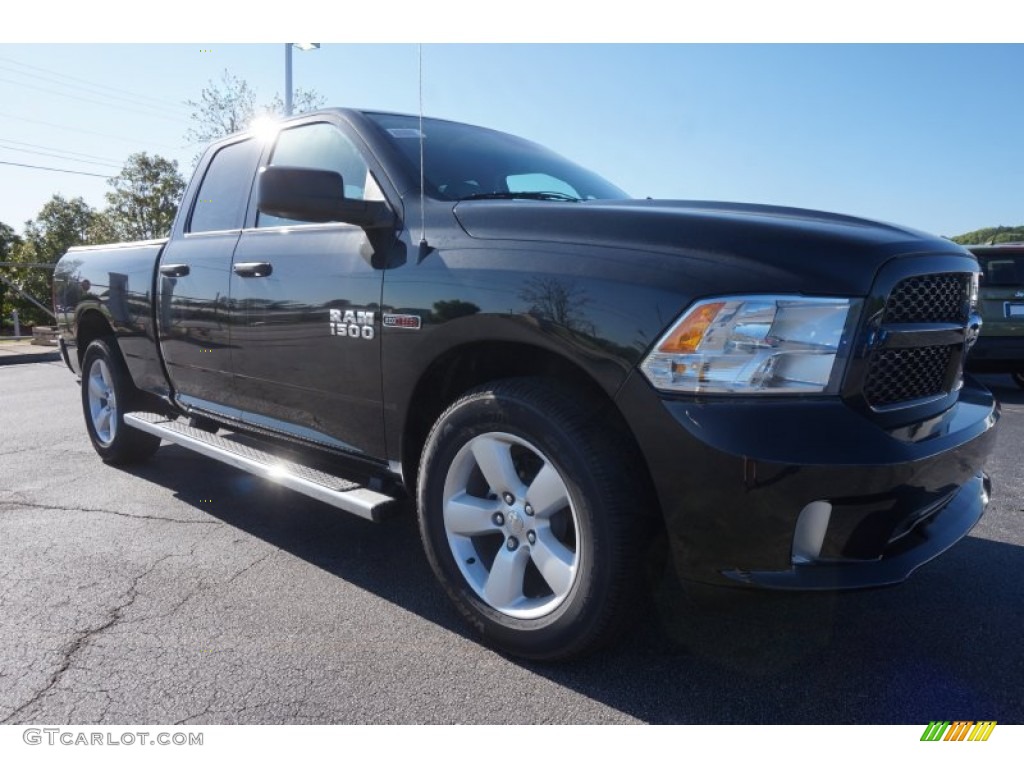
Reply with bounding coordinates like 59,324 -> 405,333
75,310 -> 165,413
76,310 -> 114,367
400,342 -> 658,516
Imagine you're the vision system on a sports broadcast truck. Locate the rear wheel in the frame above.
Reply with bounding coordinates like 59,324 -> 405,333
81,338 -> 160,464
417,378 -> 649,660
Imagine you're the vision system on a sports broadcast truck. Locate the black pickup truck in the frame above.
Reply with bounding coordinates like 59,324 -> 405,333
54,108 -> 999,660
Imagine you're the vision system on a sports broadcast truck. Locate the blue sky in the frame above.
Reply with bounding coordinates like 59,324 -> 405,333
0,43 -> 1021,238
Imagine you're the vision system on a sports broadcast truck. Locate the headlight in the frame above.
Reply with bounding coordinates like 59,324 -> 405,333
640,295 -> 856,394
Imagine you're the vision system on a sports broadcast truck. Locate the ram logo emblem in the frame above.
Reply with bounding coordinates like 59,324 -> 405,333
330,309 -> 375,340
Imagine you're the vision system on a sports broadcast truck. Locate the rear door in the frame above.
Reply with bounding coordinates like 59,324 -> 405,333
156,137 -> 261,412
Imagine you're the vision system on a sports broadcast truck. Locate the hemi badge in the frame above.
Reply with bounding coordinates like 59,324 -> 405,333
383,313 -> 422,330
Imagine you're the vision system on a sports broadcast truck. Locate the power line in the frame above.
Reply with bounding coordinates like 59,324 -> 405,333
0,76 -> 184,124
0,55 -> 192,117
0,110 -> 183,150
0,62 -> 193,120
0,160 -> 109,178
0,143 -> 121,168
0,137 -> 123,164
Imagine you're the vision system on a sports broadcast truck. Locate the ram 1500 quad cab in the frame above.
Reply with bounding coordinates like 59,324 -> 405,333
53,109 -> 999,659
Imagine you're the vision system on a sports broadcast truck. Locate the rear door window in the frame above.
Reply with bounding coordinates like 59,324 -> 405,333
188,139 -> 261,233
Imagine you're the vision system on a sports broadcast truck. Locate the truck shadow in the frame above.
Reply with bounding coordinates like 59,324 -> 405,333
556,533 -> 1024,723
122,443 -> 1024,724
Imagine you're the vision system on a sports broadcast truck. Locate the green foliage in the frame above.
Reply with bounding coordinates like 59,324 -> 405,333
87,210 -> 120,246
0,221 -> 24,331
22,195 -> 97,264
3,196 -> 98,328
0,221 -> 19,260
3,239 -> 55,328
952,225 -> 1024,245
104,152 -> 186,241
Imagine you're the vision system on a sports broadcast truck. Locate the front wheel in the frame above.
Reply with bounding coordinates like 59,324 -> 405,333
81,338 -> 161,464
417,378 -> 649,660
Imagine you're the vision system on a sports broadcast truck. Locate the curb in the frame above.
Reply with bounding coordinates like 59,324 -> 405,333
0,350 -> 62,366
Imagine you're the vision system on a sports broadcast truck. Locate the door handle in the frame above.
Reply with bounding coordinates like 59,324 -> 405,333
159,263 -> 190,277
233,262 -> 273,278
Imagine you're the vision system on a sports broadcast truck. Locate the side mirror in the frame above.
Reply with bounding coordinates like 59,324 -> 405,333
257,166 -> 394,230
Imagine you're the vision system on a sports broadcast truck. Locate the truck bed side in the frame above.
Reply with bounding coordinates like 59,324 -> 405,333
53,239 -> 169,395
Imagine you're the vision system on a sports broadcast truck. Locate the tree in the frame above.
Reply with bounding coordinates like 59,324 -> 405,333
104,153 -> 186,241
23,195 -> 97,265
6,196 -> 98,327
264,87 -> 327,119
185,70 -> 258,147
185,69 -> 326,150
952,225 -> 1024,245
0,222 -> 18,259
86,210 -> 120,246
0,221 -> 23,332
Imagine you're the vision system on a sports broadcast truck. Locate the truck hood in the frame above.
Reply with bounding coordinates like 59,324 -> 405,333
453,199 -> 970,294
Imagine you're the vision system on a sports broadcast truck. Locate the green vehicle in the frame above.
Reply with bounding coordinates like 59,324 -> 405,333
967,243 -> 1024,389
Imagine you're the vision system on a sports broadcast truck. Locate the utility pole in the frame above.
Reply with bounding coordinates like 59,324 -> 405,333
284,43 -> 320,117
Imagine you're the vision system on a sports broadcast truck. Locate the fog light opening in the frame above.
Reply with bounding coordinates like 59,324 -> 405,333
792,500 -> 833,565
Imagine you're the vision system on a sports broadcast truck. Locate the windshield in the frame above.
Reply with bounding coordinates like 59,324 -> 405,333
366,112 -> 629,201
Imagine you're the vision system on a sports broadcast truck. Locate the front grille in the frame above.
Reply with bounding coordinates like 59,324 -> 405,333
861,269 -> 972,410
864,344 -> 954,407
882,273 -> 969,324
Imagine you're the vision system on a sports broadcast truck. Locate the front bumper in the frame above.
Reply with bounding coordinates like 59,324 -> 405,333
614,373 -> 1000,589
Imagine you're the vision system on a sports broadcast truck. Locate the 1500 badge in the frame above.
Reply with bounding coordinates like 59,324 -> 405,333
330,309 -> 375,340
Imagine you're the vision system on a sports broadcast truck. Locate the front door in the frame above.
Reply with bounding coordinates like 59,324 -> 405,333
229,120 -> 391,460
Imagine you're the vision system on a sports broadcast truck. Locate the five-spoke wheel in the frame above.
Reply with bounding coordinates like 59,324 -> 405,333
442,431 -> 581,619
86,356 -> 118,447
80,338 -> 161,464
417,378 -> 647,660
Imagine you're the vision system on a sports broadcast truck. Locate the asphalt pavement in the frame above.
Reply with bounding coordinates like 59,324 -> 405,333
1,358 -> 1022,724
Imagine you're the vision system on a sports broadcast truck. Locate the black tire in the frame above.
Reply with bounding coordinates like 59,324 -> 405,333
80,338 -> 161,464
1012,371 -> 1024,390
417,378 -> 649,660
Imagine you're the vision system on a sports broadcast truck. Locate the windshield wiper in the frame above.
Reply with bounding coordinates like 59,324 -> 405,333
458,191 -> 581,202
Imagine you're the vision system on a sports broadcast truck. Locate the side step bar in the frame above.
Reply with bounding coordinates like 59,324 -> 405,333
124,412 -> 399,522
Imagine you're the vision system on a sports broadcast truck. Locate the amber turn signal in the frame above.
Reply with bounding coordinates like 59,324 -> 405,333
656,301 -> 725,353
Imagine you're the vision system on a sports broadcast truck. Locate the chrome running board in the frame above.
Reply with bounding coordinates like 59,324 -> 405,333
124,412 -> 398,522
